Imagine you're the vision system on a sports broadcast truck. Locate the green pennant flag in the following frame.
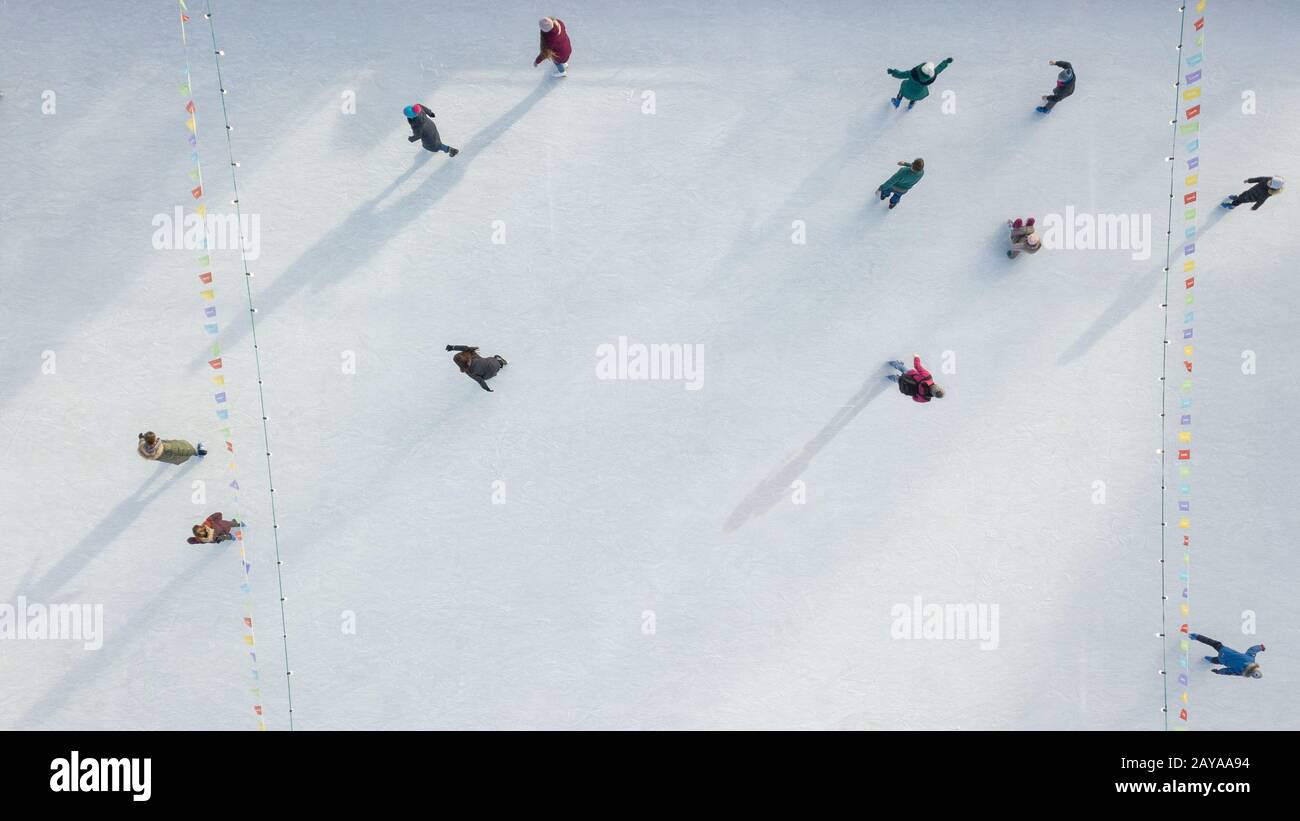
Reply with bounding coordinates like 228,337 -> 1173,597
198,254 -> 211,266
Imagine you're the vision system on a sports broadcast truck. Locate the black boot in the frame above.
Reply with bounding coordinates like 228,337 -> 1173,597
448,147 -> 460,157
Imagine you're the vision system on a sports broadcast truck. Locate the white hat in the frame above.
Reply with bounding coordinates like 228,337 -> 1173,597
540,17 -> 555,32
1268,176 -> 1284,190
921,62 -> 936,77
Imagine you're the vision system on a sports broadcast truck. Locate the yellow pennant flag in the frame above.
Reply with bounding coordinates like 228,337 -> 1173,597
186,116 -> 196,132
212,375 -> 225,386
1185,175 -> 1198,186
196,203 -> 207,219
199,289 -> 215,300
1179,431 -> 1191,443
1183,87 -> 1201,100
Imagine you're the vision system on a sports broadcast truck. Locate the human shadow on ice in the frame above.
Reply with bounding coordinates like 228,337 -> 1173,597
192,79 -> 558,368
723,372 -> 891,534
13,462 -> 196,603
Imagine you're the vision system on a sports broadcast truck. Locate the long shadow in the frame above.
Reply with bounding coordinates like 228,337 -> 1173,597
15,463 -> 196,603
16,546 -> 226,729
1176,205 -> 1229,258
724,373 -> 891,534
193,79 -> 558,367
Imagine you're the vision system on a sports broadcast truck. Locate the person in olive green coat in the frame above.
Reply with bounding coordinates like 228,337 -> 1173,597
137,431 -> 207,465
876,158 -> 925,209
887,57 -> 953,109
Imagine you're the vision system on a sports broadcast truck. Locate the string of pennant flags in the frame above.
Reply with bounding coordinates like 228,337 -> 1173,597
178,0 -> 267,731
1160,0 -> 1206,731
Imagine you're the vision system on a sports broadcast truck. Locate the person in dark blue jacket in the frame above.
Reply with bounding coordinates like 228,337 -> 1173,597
1189,633 -> 1264,678
404,103 -> 459,156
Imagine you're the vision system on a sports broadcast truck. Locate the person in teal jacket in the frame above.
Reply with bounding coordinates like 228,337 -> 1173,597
876,158 -> 925,209
887,57 -> 953,109
1189,633 -> 1265,678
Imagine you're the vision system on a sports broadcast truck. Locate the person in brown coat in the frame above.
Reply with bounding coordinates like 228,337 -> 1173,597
446,345 -> 509,392
138,431 -> 207,464
187,512 -> 244,545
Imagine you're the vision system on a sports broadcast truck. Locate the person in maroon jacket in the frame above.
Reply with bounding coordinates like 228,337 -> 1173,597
187,512 -> 245,545
887,356 -> 945,403
535,17 -> 572,75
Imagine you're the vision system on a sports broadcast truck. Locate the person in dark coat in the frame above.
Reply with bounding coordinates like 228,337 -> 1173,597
535,17 -> 573,75
1221,176 -> 1284,210
887,356 -> 945,403
405,103 -> 459,156
1036,60 -> 1075,113
188,512 -> 244,545
1188,633 -> 1265,678
447,345 -> 508,392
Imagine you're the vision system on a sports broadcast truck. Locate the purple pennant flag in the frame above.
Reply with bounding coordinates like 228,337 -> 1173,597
188,134 -> 197,146
1184,243 -> 1195,255
249,652 -> 257,663
1183,328 -> 1193,339
204,306 -> 217,317
1181,588 -> 1189,599
1186,69 -> 1202,84
1178,674 -> 1188,685
1181,415 -> 1191,425
1187,156 -> 1199,170
243,561 -> 251,574
215,391 -> 227,403
229,479 -> 240,490
1179,501 -> 1190,511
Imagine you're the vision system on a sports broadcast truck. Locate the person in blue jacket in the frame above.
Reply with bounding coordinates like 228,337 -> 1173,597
1189,633 -> 1265,678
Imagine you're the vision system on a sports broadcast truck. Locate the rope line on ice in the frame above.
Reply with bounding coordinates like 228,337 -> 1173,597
192,0 -> 297,729
1158,0 -> 1205,732
176,1 -> 267,731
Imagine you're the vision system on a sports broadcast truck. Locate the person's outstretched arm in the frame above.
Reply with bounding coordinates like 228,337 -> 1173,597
446,345 -> 475,352
887,67 -> 909,79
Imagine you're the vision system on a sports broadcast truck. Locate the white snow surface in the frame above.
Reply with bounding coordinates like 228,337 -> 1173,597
1,0 -> 1297,730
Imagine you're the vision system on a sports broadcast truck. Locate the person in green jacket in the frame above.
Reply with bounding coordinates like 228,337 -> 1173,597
876,158 -> 925,209
137,431 -> 206,465
887,57 -> 953,109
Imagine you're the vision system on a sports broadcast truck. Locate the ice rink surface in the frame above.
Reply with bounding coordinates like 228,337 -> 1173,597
1,0 -> 1296,729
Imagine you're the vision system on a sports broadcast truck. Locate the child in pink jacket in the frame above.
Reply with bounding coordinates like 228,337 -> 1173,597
887,357 -> 945,403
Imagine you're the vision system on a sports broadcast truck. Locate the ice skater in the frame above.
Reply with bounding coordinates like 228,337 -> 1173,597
404,103 -> 459,157
1036,60 -> 1075,114
447,345 -> 509,392
1188,632 -> 1265,678
1006,217 -> 1042,258
138,431 -> 206,464
187,511 -> 244,545
534,16 -> 572,76
887,356 -> 944,403
887,57 -> 953,109
876,159 -> 925,209
1221,176 -> 1284,210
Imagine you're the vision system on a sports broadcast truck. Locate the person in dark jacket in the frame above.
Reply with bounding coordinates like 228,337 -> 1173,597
188,512 -> 244,545
447,345 -> 508,392
1188,633 -> 1265,678
887,356 -> 945,403
887,57 -> 953,109
1221,176 -> 1284,210
876,159 -> 925,209
404,103 -> 459,156
1036,60 -> 1075,113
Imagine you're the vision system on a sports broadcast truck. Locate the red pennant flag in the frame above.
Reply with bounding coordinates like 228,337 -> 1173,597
1184,360 -> 1193,373
1186,104 -> 1200,119
254,705 -> 263,716
199,272 -> 213,284
1183,536 -> 1190,546
244,617 -> 253,628
226,441 -> 235,452
1180,624 -> 1189,633
208,357 -> 223,370
1178,450 -> 1191,460
1184,276 -> 1195,289
191,185 -> 203,199
186,99 -> 195,114
1179,708 -> 1188,721
182,13 -> 190,22
1183,192 -> 1197,204
1194,17 -> 1204,30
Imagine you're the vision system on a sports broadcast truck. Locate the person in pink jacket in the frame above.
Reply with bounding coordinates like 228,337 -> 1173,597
534,17 -> 572,75
887,356 -> 945,403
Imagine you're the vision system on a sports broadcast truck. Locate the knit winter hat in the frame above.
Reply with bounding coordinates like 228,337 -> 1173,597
1058,67 -> 1074,82
1012,218 -> 1024,228
1026,217 -> 1035,226
1268,176 -> 1284,190
403,105 -> 416,118
921,62 -> 936,77
540,17 -> 555,32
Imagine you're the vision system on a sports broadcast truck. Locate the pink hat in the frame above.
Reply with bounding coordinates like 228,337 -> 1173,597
540,17 -> 555,32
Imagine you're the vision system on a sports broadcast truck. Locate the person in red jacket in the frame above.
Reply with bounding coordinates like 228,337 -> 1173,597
187,512 -> 244,545
535,17 -> 572,75
887,357 -> 945,403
